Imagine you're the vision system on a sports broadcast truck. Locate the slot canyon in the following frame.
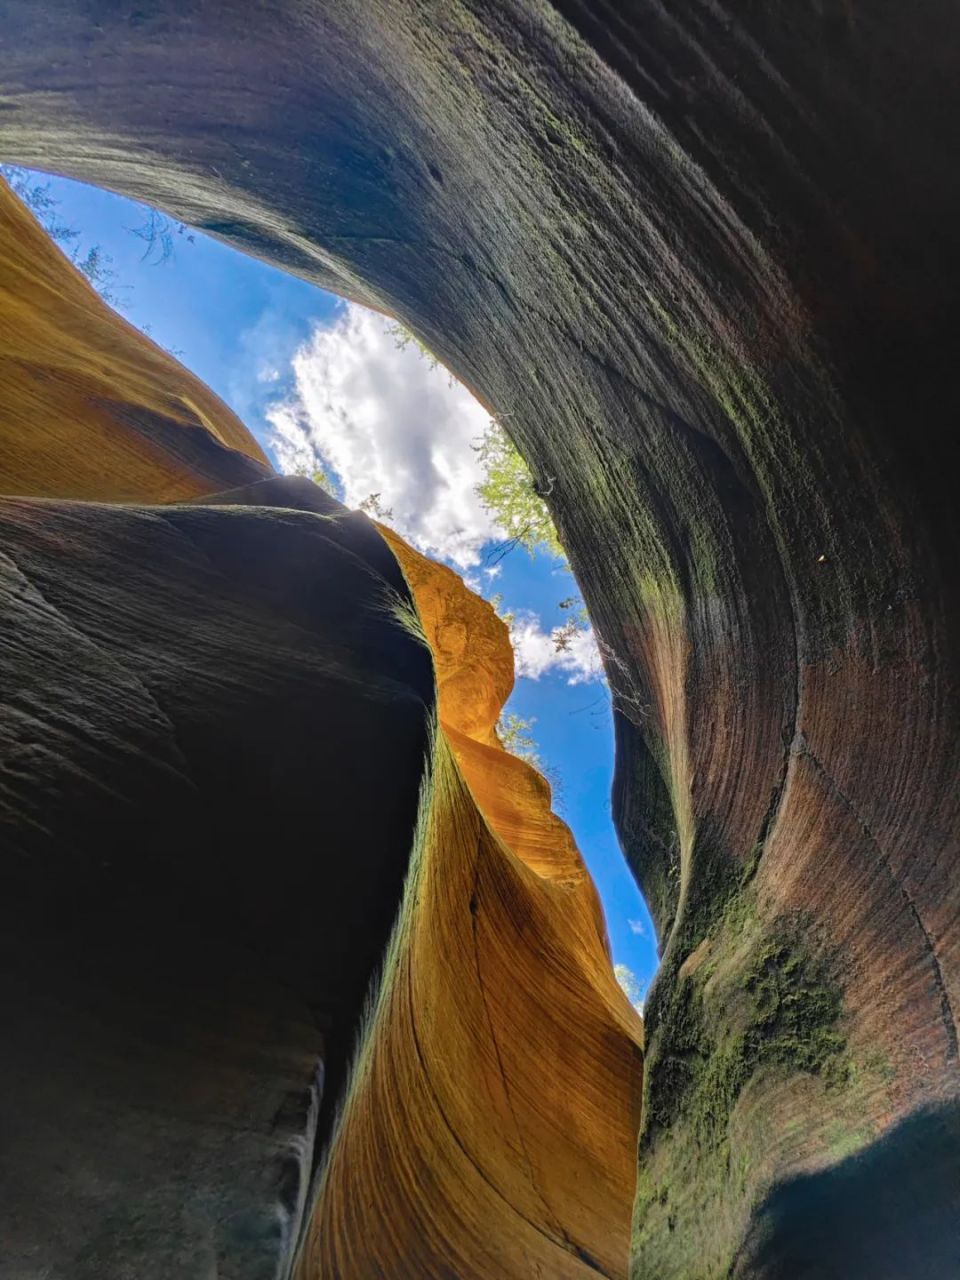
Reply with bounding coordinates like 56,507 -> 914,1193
0,3 -> 958,1278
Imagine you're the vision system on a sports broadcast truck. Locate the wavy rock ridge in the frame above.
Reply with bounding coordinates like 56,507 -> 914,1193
2,2 -> 960,1276
300,530 -> 643,1278
0,168 -> 642,1278
0,171 -> 270,499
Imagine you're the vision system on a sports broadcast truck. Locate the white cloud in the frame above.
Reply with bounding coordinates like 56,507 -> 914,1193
509,610 -> 603,685
267,303 -> 497,569
614,963 -> 646,1014
230,302 -> 317,429
265,302 -> 604,687
628,918 -> 647,937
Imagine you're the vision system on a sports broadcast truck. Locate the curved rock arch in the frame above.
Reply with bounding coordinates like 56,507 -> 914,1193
2,3 -> 959,1276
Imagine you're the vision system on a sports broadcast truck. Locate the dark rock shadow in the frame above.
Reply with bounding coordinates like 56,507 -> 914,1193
737,1101 -> 960,1279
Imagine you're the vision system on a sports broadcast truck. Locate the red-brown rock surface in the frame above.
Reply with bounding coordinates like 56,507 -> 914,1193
1,4 -> 959,1277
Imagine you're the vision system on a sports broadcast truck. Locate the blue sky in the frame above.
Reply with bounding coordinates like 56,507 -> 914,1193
13,170 -> 658,1000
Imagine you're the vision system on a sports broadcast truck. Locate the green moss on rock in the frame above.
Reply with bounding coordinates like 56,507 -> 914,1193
633,890 -> 854,1278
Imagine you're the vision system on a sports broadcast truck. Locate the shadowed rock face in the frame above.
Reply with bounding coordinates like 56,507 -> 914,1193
1,3 -> 959,1276
737,1102 -> 960,1280
0,487 -> 433,1278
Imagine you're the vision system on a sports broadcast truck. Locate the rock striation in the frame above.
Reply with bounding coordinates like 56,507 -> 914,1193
0,168 -> 643,1278
300,529 -> 643,1278
1,3 -> 959,1276
0,484 -> 433,1279
0,173 -> 270,500
0,174 -> 437,1276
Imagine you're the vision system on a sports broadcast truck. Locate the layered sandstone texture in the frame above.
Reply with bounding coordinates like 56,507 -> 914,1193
2,1 -> 960,1277
0,187 -> 436,1271
0,171 -> 643,1278
0,486 -> 432,1278
300,530 -> 643,1278
0,170 -> 271,499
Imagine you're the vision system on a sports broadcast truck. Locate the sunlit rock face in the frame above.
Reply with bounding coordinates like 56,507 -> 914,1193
300,529 -> 643,1278
2,3 -> 960,1276
0,176 -> 271,500
0,172 -> 643,1278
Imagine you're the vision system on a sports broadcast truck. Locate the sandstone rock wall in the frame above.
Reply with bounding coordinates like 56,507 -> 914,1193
1,4 -> 959,1276
0,172 -> 436,1276
300,530 -> 642,1277
0,159 -> 643,1278
0,486 -> 433,1279
0,172 -> 270,500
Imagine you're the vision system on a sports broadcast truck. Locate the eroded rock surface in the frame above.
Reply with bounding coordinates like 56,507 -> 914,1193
0,156 -> 644,1279
0,488 -> 432,1279
0,173 -> 270,500
1,3 -> 959,1276
300,530 -> 643,1278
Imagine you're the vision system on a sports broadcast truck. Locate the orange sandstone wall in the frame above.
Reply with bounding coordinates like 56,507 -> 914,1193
300,532 -> 643,1279
0,175 -> 269,501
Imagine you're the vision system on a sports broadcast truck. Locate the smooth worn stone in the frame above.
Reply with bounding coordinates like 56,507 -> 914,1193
1,4 -> 958,1275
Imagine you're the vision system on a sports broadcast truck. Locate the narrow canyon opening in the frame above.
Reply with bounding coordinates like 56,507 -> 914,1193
1,6 -> 958,1278
4,162 -> 658,1009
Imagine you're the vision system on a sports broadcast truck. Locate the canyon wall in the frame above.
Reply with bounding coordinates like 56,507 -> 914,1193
0,175 -> 435,1273
1,3 -> 959,1276
0,169 -> 643,1278
300,531 -> 643,1278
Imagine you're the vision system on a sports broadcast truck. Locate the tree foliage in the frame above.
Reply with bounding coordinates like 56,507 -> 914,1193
1,164 -> 78,244
1,163 -> 125,303
2,164 -> 196,313
496,711 -> 541,768
129,207 -> 195,264
386,323 -> 566,562
358,491 -> 395,520
386,320 -> 440,371
292,462 -> 335,494
473,419 -> 565,560
496,709 -> 566,809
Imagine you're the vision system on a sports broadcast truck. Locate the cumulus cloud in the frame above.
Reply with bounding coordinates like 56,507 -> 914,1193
509,610 -> 603,685
614,963 -> 646,1014
267,302 -> 497,569
628,918 -> 648,937
265,301 -> 603,685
